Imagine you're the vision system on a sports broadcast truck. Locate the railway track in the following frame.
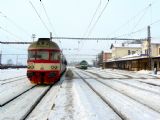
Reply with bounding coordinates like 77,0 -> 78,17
78,70 -> 160,113
0,85 -> 36,107
0,76 -> 64,120
75,71 -> 126,120
75,69 -> 160,119
0,75 -> 26,81
0,75 -> 27,85
86,69 -> 160,86
87,69 -> 159,79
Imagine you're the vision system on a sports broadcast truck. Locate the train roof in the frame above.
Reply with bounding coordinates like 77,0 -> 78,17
28,38 -> 60,50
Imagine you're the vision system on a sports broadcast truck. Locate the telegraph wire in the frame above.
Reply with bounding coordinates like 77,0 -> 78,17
29,1 -> 50,33
0,26 -> 23,42
80,0 -> 109,54
108,1 -> 157,37
115,17 -> 160,38
83,0 -> 101,37
39,1 -> 63,49
113,27 -> 146,38
150,19 -> 160,26
0,12 -> 31,36
87,0 -> 110,37
130,8 -> 149,33
40,1 -> 57,36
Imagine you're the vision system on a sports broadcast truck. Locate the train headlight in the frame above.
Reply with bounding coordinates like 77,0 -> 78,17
28,65 -> 34,69
51,65 -> 57,70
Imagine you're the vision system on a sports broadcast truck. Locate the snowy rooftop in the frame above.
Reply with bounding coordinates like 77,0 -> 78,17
151,39 -> 160,44
111,43 -> 141,48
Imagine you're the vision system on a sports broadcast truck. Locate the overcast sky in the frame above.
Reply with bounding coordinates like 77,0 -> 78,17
0,0 -> 160,64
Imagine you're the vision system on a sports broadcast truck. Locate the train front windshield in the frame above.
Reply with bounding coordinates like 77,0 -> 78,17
28,50 -> 49,60
28,50 -> 60,61
36,51 -> 49,60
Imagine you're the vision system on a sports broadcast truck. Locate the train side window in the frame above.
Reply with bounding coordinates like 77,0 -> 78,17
50,52 -> 60,60
28,51 -> 36,60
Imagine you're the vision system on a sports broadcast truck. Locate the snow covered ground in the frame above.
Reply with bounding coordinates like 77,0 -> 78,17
0,68 -> 26,80
1,68 -> 160,120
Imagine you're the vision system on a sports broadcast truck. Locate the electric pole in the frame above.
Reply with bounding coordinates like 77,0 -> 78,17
147,26 -> 152,70
32,34 -> 36,42
0,51 -> 2,65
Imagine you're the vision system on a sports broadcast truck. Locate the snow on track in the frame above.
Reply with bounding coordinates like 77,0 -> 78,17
98,79 -> 160,113
85,78 -> 160,120
48,78 -> 121,120
0,86 -> 49,120
26,83 -> 61,120
0,69 -> 26,80
0,78 -> 34,106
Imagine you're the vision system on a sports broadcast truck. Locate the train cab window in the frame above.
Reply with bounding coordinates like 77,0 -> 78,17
28,51 -> 36,60
36,51 -> 49,60
50,52 -> 60,60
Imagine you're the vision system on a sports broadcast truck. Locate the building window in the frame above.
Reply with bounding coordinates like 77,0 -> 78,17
145,49 -> 147,54
132,51 -> 136,54
128,50 -> 131,55
145,49 -> 149,55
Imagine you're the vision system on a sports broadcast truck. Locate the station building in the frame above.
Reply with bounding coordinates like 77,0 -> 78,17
103,40 -> 160,71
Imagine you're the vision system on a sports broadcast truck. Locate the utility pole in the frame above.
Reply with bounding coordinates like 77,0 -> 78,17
147,26 -> 152,70
0,51 -> 2,65
32,34 -> 36,42
50,32 -> 52,40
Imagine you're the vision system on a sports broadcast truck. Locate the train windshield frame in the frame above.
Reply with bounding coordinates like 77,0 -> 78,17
28,50 -> 49,60
50,51 -> 60,60
28,51 -> 36,60
36,51 -> 49,60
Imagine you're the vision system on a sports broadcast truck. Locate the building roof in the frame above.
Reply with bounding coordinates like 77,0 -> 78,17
110,43 -> 141,49
103,50 -> 112,53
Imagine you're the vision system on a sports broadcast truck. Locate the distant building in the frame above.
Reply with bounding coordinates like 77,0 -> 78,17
110,43 -> 141,60
141,40 -> 160,57
102,51 -> 112,68
103,40 -> 160,71
103,51 -> 112,62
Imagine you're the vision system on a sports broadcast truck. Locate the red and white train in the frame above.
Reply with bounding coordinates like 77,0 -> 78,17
27,38 -> 67,84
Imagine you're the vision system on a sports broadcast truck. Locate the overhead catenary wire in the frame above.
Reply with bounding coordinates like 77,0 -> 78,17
39,1 -> 63,49
29,1 -> 50,33
0,26 -> 23,41
80,0 -> 109,53
130,8 -> 150,33
87,0 -> 110,37
83,0 -> 101,37
114,17 -> 160,38
108,1 -> 157,37
40,1 -> 57,36
0,12 -> 31,36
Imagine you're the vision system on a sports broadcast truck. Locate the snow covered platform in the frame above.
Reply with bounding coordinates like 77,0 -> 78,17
1,68 -> 160,120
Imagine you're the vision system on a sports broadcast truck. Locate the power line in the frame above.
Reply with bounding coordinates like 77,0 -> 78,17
83,0 -> 101,37
108,1 -> 157,37
29,1 -> 50,33
115,17 -> 160,38
40,1 -> 57,35
0,26 -> 23,41
0,12 -> 31,36
87,0 -> 110,37
130,8 -> 149,33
